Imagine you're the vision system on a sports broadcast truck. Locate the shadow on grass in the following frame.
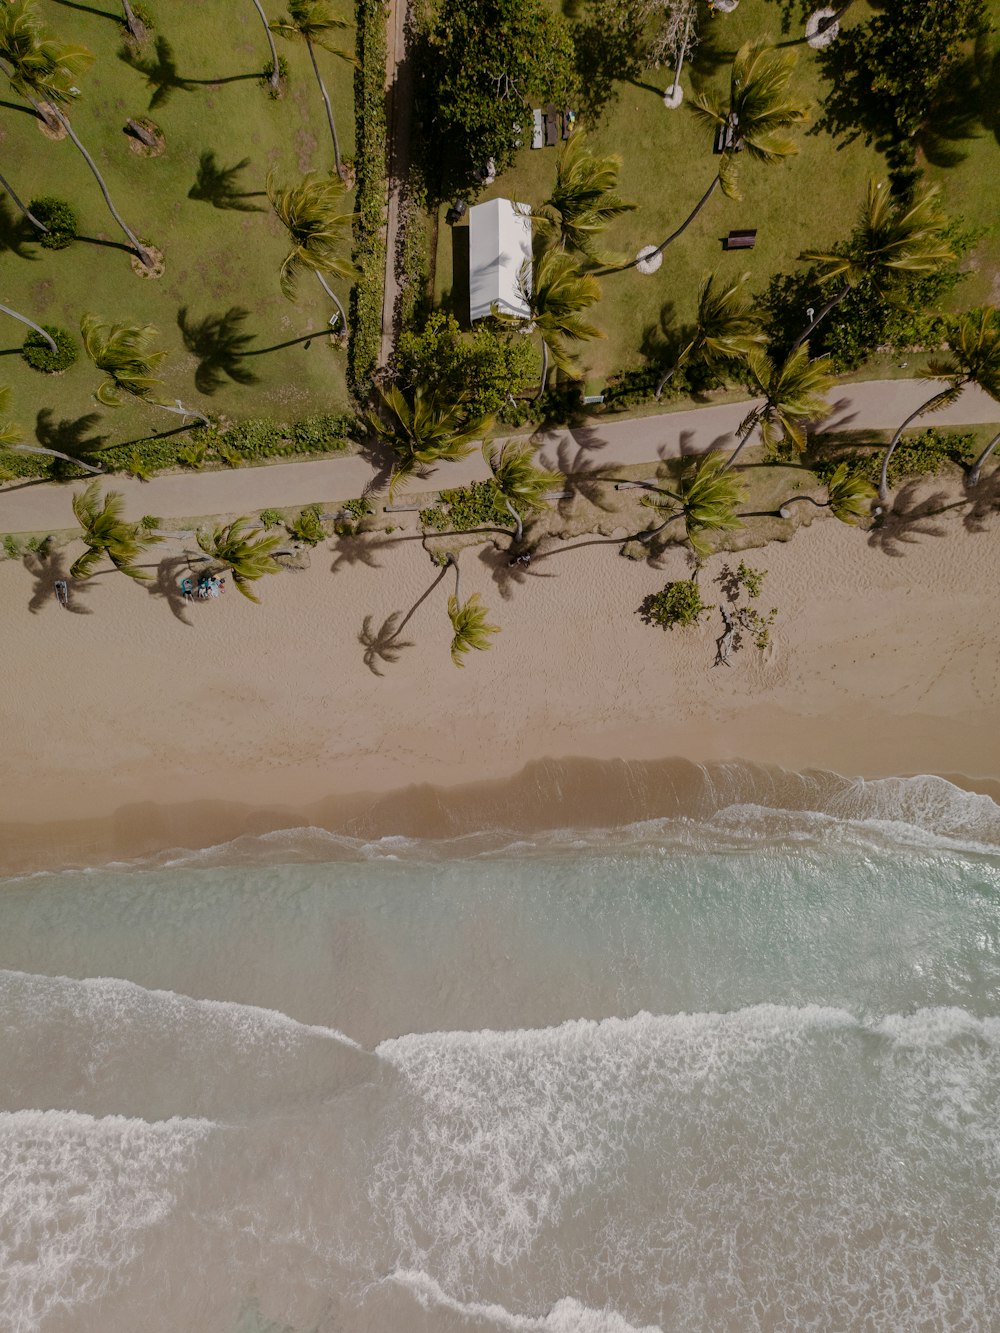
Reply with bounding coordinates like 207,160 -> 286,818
0,198 -> 41,259
35,409 -> 109,463
177,306 -> 259,395
51,0 -> 122,21
119,37 -> 263,110
188,151 -> 267,212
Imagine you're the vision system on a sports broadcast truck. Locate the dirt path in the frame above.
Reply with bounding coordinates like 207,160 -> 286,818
378,0 -> 413,370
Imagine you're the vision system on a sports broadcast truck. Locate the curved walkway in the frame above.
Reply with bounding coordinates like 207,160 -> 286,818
0,380 -> 998,532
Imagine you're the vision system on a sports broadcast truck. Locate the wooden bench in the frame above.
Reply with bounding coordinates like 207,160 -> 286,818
544,104 -> 559,147
724,229 -> 757,250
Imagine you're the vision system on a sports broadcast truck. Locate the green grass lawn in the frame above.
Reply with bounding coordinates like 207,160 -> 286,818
0,0 -> 356,456
434,0 -> 999,393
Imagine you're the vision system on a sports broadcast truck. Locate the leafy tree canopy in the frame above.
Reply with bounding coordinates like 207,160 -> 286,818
396,312 -> 536,420
418,0 -> 577,195
818,0 -> 989,149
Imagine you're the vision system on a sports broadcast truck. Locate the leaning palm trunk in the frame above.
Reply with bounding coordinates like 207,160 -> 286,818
314,270 -> 346,329
0,302 -> 56,353
721,415 -> 760,472
503,497 -> 523,543
610,176 -> 720,274
120,1 -> 145,41
878,385 -> 958,502
655,337 -> 696,399
790,282 -> 851,354
305,36 -> 343,181
0,169 -> 48,234
10,442 -> 103,474
49,105 -> 154,268
535,340 -> 550,402
966,425 -> 1000,488
152,399 -> 211,427
250,0 -> 282,92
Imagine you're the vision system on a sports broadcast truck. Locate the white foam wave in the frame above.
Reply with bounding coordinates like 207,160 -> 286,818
0,1109 -> 211,1333
387,1270 -> 662,1332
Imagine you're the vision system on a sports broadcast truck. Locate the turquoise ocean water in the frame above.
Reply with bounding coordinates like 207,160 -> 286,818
1,768 -> 999,1332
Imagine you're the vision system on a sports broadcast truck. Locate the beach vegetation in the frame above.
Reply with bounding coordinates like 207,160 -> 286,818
640,452 -> 747,555
367,384 -> 492,500
482,439 -> 560,543
69,479 -> 159,581
288,505 -> 327,545
735,561 -> 766,599
639,579 -> 711,630
879,305 -> 1000,500
726,345 -> 838,470
342,496 -> 373,521
196,516 -> 285,602
259,508 -> 285,529
504,249 -> 604,398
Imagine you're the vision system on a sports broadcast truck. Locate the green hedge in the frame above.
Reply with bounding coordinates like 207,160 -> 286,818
0,412 -> 358,482
349,0 -> 388,403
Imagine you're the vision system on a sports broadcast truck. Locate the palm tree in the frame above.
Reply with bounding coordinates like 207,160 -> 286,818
723,344 -> 837,471
271,1 -> 355,181
879,306 -> 1000,503
367,384 -> 492,499
792,180 -> 954,352
70,479 -> 157,581
250,0 -> 282,93
639,451 -> 747,554
779,463 -> 877,525
448,592 -> 500,666
196,517 -> 284,602
537,130 -> 636,262
655,270 -> 764,398
267,171 -> 356,330
0,1 -> 155,270
967,426 -> 1000,489
80,315 -> 210,426
629,41 -> 809,269
482,438 -> 560,543
509,249 -> 603,399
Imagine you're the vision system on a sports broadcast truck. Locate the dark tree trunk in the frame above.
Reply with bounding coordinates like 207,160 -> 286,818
966,426 -> 1000,489
502,496 -> 523,543
0,302 -> 57,353
0,170 -> 49,234
610,174 -> 721,275
121,1 -> 146,42
655,337 -> 696,399
534,339 -> 550,402
878,383 -> 960,502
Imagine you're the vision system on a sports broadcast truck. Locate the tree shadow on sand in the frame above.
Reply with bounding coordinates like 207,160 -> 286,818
23,547 -> 95,616
358,562 -> 450,674
177,306 -> 259,395
962,468 -> 1000,534
867,481 -> 965,557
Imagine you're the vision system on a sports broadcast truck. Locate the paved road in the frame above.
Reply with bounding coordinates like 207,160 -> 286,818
1,380 -> 997,533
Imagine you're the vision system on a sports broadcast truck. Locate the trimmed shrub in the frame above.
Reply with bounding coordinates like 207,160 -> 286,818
21,326 -> 77,373
28,196 -> 78,250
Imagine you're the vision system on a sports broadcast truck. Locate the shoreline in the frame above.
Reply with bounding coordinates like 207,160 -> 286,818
3,496 -> 1000,877
2,757 -> 999,879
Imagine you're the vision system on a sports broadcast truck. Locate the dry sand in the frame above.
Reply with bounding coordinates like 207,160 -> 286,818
1,487 -> 999,875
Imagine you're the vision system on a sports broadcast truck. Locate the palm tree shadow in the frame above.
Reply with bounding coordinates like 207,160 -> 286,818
187,151 -> 267,212
358,563 -> 450,673
330,529 -> 425,574
24,548 -> 94,616
177,306 -> 259,395
867,482 -> 960,556
962,468 -> 1000,534
477,538 -> 557,602
35,408 -> 109,463
51,0 -> 122,21
119,37 -> 261,110
146,552 -> 199,624
0,197 -> 41,259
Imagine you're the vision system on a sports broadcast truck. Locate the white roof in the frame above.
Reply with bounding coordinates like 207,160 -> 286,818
468,198 -> 532,323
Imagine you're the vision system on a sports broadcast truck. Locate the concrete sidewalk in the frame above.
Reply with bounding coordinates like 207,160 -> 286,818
1,379 -> 997,533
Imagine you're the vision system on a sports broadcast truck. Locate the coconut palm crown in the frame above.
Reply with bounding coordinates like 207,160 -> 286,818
538,130 -> 636,261
0,0 -> 92,106
447,592 -> 500,667
656,269 -> 765,397
826,463 -> 877,524
70,479 -> 158,581
641,451 -> 747,555
483,438 -> 560,542
80,315 -> 166,406
197,516 -> 284,602
367,385 -> 492,500
725,344 -> 837,469
267,171 -> 356,326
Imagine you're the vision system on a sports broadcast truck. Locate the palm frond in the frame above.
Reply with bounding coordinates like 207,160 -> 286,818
447,592 -> 500,667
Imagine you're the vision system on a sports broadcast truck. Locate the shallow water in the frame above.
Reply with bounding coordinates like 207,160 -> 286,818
2,769 -> 999,1331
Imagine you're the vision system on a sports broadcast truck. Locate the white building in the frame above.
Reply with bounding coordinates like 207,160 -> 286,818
468,198 -> 533,323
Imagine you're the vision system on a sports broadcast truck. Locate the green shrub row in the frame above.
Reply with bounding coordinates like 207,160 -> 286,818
349,0 -> 388,402
816,428 -> 975,489
0,412 -> 357,482
420,480 -> 520,532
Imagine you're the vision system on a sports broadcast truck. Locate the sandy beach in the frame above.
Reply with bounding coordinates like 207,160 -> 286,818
2,475 -> 999,876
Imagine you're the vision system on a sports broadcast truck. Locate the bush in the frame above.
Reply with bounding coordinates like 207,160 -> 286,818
639,580 -> 711,630
436,481 -> 515,531
818,428 -> 975,489
28,196 -> 77,249
288,506 -> 327,545
735,561 -> 766,599
419,505 -> 450,531
21,325 -> 77,372
259,508 -> 284,529
343,496 -> 373,520
396,312 -> 536,421
3,534 -> 21,559
349,0 -> 388,401
291,413 -> 354,451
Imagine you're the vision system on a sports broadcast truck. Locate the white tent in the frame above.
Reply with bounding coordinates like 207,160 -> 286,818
468,198 -> 532,323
